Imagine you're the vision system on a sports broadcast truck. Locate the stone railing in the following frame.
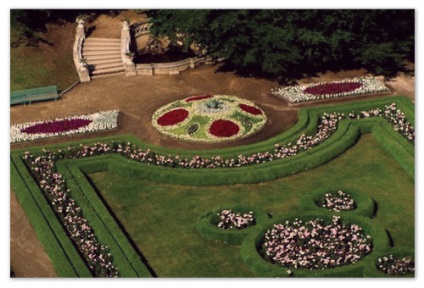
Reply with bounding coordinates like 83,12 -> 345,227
121,21 -> 137,76
73,21 -> 90,82
133,22 -> 152,38
135,57 -> 213,76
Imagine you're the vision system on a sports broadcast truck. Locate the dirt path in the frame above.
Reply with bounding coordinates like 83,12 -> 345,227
10,191 -> 57,277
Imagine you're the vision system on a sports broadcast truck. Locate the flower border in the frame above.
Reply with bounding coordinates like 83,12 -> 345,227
271,77 -> 390,103
10,110 -> 119,144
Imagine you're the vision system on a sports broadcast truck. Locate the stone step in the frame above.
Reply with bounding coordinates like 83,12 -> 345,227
82,50 -> 122,57
90,62 -> 123,70
83,54 -> 122,61
85,58 -> 123,65
83,41 -> 121,47
85,37 -> 120,43
91,66 -> 125,76
83,46 -> 121,52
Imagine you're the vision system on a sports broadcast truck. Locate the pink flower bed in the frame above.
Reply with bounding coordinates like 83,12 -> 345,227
185,95 -> 213,102
262,216 -> 372,269
209,119 -> 240,137
304,82 -> 363,95
21,119 -> 92,134
157,109 -> 189,126
239,104 -> 262,115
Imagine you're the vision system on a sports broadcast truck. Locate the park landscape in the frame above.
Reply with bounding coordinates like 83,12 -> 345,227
10,10 -> 415,278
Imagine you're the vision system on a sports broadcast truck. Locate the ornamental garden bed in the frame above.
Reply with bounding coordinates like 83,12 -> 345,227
10,110 -> 119,144
10,96 -> 414,277
152,95 -> 267,143
271,77 -> 390,104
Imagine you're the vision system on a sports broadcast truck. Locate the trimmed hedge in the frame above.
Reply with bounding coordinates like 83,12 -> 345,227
57,159 -> 153,277
196,206 -> 270,245
301,187 -> 376,218
240,213 -> 390,277
10,155 -> 91,277
10,95 -> 414,277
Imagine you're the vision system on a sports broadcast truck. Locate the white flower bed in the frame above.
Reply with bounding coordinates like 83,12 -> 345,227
217,209 -> 255,229
321,190 -> 356,212
271,77 -> 390,103
262,216 -> 373,269
377,255 -> 415,276
10,110 -> 119,143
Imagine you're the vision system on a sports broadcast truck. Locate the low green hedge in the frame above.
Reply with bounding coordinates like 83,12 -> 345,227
196,206 -> 270,245
10,95 -> 414,277
363,246 -> 415,277
10,155 -> 91,277
240,213 -> 390,277
301,187 -> 376,218
57,159 -> 153,277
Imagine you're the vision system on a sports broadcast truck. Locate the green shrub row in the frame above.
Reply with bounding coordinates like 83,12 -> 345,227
10,95 -> 414,277
300,187 -> 376,218
106,120 -> 359,186
10,155 -> 91,277
57,159 -> 153,277
196,206 -> 270,245
240,213 -> 390,277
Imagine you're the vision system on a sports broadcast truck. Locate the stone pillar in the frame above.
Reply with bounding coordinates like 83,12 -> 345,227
189,58 -> 195,69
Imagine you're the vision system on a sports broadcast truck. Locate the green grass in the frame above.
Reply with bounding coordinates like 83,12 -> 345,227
10,27 -> 78,92
87,134 -> 414,277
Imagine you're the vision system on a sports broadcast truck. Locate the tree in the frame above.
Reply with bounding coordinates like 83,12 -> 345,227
146,10 -> 414,81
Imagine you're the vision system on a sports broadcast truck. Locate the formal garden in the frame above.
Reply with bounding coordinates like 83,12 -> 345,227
10,9 -> 415,279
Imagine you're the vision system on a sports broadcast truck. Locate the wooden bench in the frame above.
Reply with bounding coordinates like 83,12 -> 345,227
10,85 -> 59,105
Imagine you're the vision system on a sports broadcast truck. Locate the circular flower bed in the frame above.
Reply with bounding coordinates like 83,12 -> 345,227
261,215 -> 373,270
217,209 -> 255,229
152,95 -> 267,143
320,190 -> 356,212
377,255 -> 415,276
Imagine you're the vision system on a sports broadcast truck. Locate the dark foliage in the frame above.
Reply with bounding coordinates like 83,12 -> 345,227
146,10 -> 414,81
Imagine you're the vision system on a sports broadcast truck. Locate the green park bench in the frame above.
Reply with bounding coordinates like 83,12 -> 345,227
10,85 -> 59,105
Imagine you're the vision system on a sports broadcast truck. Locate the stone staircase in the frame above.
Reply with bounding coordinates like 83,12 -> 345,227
82,37 -> 124,77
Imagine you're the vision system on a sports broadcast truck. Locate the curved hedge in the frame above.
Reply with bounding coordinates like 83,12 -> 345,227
196,206 -> 270,244
301,187 -> 376,218
240,213 -> 390,277
10,95 -> 414,277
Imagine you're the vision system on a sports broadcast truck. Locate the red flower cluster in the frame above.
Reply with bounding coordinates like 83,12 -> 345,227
157,109 -> 189,126
185,95 -> 213,102
209,119 -> 240,137
304,82 -> 363,96
239,104 -> 262,115
21,119 -> 92,134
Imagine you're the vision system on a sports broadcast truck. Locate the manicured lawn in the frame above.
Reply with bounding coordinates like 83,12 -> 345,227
87,133 -> 414,277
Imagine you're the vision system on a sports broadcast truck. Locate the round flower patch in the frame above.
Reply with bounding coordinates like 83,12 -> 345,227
152,95 -> 267,143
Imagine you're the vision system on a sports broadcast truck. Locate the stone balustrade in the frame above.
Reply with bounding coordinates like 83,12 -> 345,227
73,21 -> 90,82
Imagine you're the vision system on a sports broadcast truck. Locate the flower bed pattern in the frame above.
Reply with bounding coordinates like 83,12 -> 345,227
271,77 -> 390,103
320,190 -> 356,212
377,255 -> 415,276
262,216 -> 373,269
152,95 -> 267,143
10,110 -> 119,143
217,210 -> 255,229
17,101 -> 413,277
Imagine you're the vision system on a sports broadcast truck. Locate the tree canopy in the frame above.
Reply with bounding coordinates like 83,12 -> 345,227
146,10 -> 414,80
